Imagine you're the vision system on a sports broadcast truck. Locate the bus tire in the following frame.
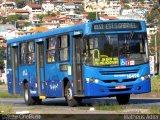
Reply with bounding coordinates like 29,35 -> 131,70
34,97 -> 42,105
65,82 -> 82,107
24,83 -> 35,105
116,94 -> 130,105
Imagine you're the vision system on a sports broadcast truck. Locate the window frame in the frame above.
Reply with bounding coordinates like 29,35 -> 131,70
46,36 -> 57,63
58,34 -> 70,62
7,45 -> 11,67
20,42 -> 27,65
27,40 -> 35,65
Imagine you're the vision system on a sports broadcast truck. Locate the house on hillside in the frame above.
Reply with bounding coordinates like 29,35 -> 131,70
7,9 -> 29,19
99,15 -> 118,20
42,2 -> 55,13
64,2 -> 76,11
41,16 -> 59,29
22,3 -> 42,15
29,14 -> 40,25
29,26 -> 49,34
0,35 -> 6,47
0,1 -> 16,10
0,9 -> 6,17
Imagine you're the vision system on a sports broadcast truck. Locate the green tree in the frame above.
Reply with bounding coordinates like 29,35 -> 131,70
79,5 -> 85,12
50,12 -> 57,17
149,31 -> 160,54
7,14 -> 23,24
87,12 -> 96,21
14,0 -> 30,8
120,0 -> 130,3
36,14 -> 46,23
124,5 -> 131,9
36,13 -> 57,23
137,0 -> 144,3
0,16 -> 5,24
146,5 -> 160,24
24,22 -> 32,27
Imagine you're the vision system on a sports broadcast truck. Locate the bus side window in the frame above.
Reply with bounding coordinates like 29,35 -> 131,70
59,35 -> 69,62
46,37 -> 56,63
7,46 -> 11,67
27,41 -> 34,64
20,42 -> 27,65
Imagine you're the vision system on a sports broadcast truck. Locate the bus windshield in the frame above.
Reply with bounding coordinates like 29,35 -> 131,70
84,33 -> 148,67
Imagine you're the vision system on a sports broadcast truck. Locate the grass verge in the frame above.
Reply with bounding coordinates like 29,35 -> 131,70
0,92 -> 22,98
151,75 -> 160,92
150,106 -> 160,114
0,103 -> 13,114
0,84 -> 8,90
94,103 -> 124,111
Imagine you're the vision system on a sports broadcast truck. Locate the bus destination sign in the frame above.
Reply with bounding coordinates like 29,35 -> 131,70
92,22 -> 141,32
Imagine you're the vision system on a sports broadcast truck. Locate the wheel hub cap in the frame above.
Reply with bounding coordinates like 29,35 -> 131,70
67,88 -> 72,100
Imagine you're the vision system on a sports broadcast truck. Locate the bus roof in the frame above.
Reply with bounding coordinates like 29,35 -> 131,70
7,19 -> 146,44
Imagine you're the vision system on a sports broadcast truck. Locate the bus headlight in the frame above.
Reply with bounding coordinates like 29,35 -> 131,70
94,79 -> 99,84
141,76 -> 145,81
141,74 -> 150,81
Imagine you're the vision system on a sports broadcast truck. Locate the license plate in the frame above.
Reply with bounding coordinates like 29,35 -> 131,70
115,85 -> 126,89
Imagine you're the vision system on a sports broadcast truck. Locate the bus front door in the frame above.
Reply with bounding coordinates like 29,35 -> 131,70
11,46 -> 19,94
36,42 -> 46,96
72,35 -> 84,95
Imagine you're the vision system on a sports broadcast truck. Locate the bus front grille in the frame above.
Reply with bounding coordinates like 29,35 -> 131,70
102,78 -> 137,83
122,78 -> 137,82
99,69 -> 139,75
102,80 -> 119,83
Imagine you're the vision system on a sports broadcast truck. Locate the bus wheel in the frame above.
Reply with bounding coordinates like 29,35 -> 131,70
24,83 -> 35,105
116,94 -> 130,105
34,97 -> 42,105
65,82 -> 81,107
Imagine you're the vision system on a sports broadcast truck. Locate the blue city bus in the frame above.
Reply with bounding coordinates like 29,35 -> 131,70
7,20 -> 151,106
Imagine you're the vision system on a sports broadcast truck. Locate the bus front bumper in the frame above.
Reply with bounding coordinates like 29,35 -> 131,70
84,79 -> 151,97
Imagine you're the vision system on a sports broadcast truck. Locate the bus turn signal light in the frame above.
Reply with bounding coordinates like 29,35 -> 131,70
144,75 -> 150,79
141,75 -> 150,81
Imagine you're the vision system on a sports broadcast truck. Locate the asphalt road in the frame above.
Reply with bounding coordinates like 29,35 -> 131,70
0,97 -> 160,114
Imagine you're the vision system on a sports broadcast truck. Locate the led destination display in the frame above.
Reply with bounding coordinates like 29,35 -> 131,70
92,22 -> 141,31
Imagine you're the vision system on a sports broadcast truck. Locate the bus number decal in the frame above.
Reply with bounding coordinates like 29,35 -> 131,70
127,73 -> 140,79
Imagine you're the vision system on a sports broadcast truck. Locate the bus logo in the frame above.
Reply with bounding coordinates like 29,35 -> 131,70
22,70 -> 28,76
